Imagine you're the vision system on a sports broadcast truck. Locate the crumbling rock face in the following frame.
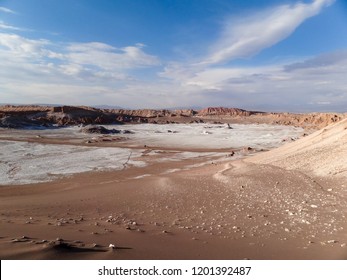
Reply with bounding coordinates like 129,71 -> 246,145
111,109 -> 174,118
197,107 -> 258,116
0,105 -> 119,127
269,113 -> 345,129
0,115 -> 44,129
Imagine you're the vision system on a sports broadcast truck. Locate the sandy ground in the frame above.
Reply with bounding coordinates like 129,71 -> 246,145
1,120 -> 347,260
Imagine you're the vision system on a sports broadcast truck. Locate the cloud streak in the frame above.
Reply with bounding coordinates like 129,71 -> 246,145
0,7 -> 16,14
202,0 -> 335,65
0,21 -> 24,31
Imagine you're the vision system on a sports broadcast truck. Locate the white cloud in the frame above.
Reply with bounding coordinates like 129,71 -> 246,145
66,42 -> 160,70
201,0 -> 335,65
0,31 -> 162,106
0,32 -> 160,79
0,21 -> 23,31
0,7 -> 16,14
161,0 -> 336,83
0,33 -> 50,59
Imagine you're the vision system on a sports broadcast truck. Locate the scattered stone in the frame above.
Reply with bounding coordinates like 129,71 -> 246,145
327,240 -> 338,244
310,204 -> 318,208
109,244 -> 116,249
227,151 -> 235,157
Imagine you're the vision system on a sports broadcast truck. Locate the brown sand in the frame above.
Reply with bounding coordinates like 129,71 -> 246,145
1,119 -> 347,260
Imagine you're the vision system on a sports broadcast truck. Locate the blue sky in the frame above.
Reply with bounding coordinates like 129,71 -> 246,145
0,0 -> 347,112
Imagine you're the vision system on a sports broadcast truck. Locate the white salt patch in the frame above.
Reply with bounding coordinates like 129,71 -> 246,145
133,174 -> 151,179
155,151 -> 222,162
0,141 -> 144,185
103,123 -> 303,149
162,168 -> 182,174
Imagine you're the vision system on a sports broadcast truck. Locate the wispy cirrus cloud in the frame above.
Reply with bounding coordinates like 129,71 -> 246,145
0,7 -> 16,14
0,21 -> 23,31
201,0 -> 335,65
161,0 -> 336,83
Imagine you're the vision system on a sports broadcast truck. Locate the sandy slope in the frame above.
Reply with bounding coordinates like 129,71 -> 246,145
247,117 -> 347,178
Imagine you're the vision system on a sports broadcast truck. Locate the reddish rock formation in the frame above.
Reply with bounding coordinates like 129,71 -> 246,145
197,107 -> 258,116
0,105 -> 345,129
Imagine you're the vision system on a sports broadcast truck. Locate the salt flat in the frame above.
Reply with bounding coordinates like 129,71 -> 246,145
102,123 -> 304,149
0,123 -> 303,185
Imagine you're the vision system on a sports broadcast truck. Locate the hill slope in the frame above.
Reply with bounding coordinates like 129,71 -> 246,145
247,117 -> 347,178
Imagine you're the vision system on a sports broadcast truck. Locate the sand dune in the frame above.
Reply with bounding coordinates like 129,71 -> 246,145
247,117 -> 347,178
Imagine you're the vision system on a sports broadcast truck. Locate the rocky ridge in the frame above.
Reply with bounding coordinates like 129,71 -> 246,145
0,105 -> 345,129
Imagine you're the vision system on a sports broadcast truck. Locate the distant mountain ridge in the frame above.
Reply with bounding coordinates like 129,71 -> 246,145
0,104 -> 345,129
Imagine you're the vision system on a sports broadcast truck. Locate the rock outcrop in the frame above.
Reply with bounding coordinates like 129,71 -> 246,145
0,105 -> 119,128
80,125 -> 121,134
197,107 -> 258,116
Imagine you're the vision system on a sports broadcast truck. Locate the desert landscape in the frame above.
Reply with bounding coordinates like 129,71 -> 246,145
0,105 -> 346,260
